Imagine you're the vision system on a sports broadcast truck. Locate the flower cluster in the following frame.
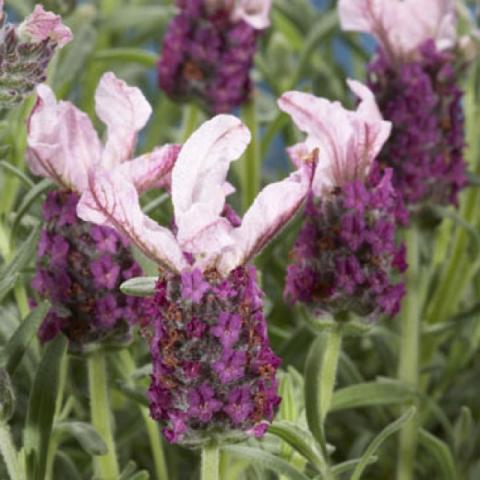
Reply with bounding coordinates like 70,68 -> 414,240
285,170 -> 407,319
0,2 -> 72,108
33,190 -> 146,351
339,0 -> 466,209
158,0 -> 270,113
279,80 -> 406,320
26,72 -> 180,350
147,266 -> 280,445
368,40 -> 466,207
78,114 -> 312,442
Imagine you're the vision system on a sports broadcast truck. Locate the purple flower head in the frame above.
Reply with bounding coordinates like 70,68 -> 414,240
367,40 -> 466,209
157,0 -> 271,113
32,191 -> 147,351
26,73 -> 181,352
146,266 -> 280,446
280,84 -> 406,320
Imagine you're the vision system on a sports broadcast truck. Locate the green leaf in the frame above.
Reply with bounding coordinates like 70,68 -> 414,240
94,49 -> 158,68
54,421 -> 108,456
268,421 -> 326,473
11,179 -> 53,240
0,160 -> 34,187
120,277 -> 157,297
453,407 -> 473,456
272,10 -> 304,51
331,380 -> 415,412
0,272 -> 19,304
224,446 -> 310,480
304,329 -> 342,448
115,381 -> 149,407
24,335 -> 68,480
101,6 -> 174,31
351,407 -> 416,480
289,10 -> 339,89
0,226 -> 40,303
0,301 -> 49,376
418,429 -> 458,480
331,457 -> 378,475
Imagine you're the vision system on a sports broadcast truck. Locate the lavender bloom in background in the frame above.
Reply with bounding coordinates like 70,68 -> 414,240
26,72 -> 180,351
78,115 -> 313,444
339,0 -> 467,210
158,0 -> 271,113
280,80 -> 406,320
0,1 -> 72,108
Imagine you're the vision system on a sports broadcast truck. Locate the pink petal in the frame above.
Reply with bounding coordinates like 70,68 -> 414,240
339,0 -> 457,59
172,115 -> 251,263
232,0 -> 272,30
117,144 -> 181,193
77,170 -> 187,273
26,84 -> 101,191
278,81 -> 391,195
346,79 -> 391,162
95,72 -> 152,169
18,5 -> 73,47
287,142 -> 312,169
218,163 -> 313,275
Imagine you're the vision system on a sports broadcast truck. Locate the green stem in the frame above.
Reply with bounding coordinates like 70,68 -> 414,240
117,350 -> 169,480
181,104 -> 200,142
397,228 -> 421,480
201,444 -> 219,480
240,97 -> 260,213
88,351 -> 120,480
0,423 -> 25,480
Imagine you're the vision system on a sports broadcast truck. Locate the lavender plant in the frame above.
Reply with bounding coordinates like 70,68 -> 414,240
0,0 -> 479,479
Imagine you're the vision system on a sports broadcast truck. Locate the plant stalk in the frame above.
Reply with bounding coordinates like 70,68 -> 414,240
201,444 -> 220,480
396,228 -> 421,480
0,424 -> 25,480
88,350 -> 120,480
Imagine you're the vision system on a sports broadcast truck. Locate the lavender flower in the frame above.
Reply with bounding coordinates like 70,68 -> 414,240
78,114 -> 313,444
27,73 -> 181,350
0,1 -> 72,108
145,266 -> 280,445
339,0 -> 466,209
279,80 -> 406,320
158,0 -> 271,113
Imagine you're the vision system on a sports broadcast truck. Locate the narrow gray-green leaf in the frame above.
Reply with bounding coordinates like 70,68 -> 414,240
331,381 -> 415,412
331,457 -> 378,475
55,421 -> 107,456
0,272 -> 19,304
0,160 -> 34,187
120,277 -> 157,297
1,226 -> 39,276
11,179 -> 53,238
24,335 -> 68,480
351,407 -> 416,480
268,421 -> 326,472
224,446 -> 310,480
94,48 -> 157,68
418,429 -> 457,480
0,301 -> 49,375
